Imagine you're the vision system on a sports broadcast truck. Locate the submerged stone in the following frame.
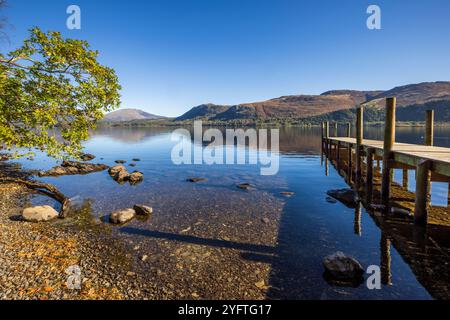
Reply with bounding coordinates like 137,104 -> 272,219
187,177 -> 207,183
237,183 -> 251,190
323,251 -> 364,286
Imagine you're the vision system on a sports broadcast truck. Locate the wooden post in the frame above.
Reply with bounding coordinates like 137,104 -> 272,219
414,160 -> 431,225
425,110 -> 434,146
333,122 -> 338,137
366,148 -> 375,203
448,183 -> 450,207
346,123 -> 351,138
381,98 -> 396,205
325,122 -> 330,156
402,169 -> 409,189
347,145 -> 353,183
355,107 -> 364,188
424,110 -> 434,210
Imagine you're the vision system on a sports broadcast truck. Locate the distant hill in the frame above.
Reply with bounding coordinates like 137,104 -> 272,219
102,109 -> 166,122
175,82 -> 450,124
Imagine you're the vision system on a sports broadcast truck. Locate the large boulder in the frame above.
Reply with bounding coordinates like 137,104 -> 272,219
326,189 -> 359,208
323,252 -> 364,286
22,206 -> 59,222
133,204 -> 153,216
109,209 -> 136,224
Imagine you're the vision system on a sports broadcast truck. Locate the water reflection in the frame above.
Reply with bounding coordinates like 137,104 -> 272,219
323,129 -> 450,299
13,125 -> 450,299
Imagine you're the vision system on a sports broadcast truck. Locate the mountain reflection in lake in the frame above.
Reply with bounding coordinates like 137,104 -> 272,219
18,126 -> 450,299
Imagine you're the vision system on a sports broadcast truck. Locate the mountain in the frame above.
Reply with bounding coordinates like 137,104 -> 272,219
176,91 -> 382,122
176,82 -> 450,123
102,109 -> 166,122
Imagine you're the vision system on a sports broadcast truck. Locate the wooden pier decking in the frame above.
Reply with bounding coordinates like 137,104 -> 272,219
322,97 -> 450,225
329,138 -> 450,177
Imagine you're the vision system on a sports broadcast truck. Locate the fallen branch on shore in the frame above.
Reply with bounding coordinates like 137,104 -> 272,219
0,177 -> 71,218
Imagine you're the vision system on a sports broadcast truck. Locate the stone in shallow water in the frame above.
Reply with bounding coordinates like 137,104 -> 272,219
323,251 -> 364,286
109,209 -> 136,224
132,158 -> 141,162
237,183 -> 251,190
187,177 -> 207,183
39,161 -> 109,177
22,205 -> 59,222
133,204 -> 153,216
80,153 -> 95,161
129,171 -> 144,184
280,191 -> 295,197
115,160 -> 126,164
109,165 -> 126,176
326,189 -> 358,208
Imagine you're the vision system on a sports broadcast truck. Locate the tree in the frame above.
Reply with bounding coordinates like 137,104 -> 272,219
0,27 -> 121,159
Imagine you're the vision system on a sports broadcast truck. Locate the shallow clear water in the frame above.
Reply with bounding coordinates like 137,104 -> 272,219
16,126 -> 450,299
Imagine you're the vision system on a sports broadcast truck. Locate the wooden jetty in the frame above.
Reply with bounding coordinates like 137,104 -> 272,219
322,97 -> 450,225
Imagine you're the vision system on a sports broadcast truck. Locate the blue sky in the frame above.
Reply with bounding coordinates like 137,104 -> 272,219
2,0 -> 450,117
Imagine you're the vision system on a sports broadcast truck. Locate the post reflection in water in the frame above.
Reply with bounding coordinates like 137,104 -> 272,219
380,232 -> 393,286
354,202 -> 362,236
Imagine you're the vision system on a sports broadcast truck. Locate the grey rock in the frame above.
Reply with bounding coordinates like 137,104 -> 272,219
80,153 -> 95,161
133,205 -> 153,216
187,177 -> 207,183
22,206 -> 59,222
323,251 -> 364,284
39,161 -> 108,177
115,160 -> 126,164
109,209 -> 136,224
280,191 -> 295,197
237,183 -> 251,190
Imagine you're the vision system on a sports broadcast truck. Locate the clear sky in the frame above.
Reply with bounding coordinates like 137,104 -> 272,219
2,0 -> 450,117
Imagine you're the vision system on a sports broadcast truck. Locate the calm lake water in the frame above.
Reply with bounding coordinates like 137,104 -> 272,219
16,126 -> 450,299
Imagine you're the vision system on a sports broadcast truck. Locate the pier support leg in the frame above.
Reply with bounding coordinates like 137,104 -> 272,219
414,160 -> 431,225
402,169 -> 409,189
425,110 -> 434,147
333,123 -> 338,137
347,145 -> 353,183
355,107 -> 364,189
366,148 -> 375,203
381,98 -> 396,206
346,123 -> 351,138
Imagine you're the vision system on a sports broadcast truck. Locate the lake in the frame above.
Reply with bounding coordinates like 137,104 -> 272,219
16,125 -> 450,299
